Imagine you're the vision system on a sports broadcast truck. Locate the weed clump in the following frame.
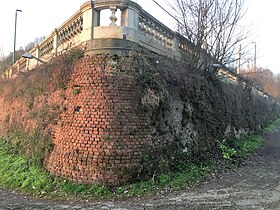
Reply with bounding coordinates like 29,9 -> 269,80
133,52 -> 168,110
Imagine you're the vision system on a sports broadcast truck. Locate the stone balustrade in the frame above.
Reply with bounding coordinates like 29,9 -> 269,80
138,10 -> 174,55
1,0 -> 272,101
2,4 -> 87,76
57,15 -> 83,47
4,0 -> 199,76
0,0 -> 222,76
39,37 -> 54,57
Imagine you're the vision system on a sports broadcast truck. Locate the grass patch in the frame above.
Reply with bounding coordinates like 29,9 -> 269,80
0,140 -> 52,195
0,139 -> 110,198
233,135 -> 264,156
218,117 -> 280,160
263,117 -> 280,132
0,149 -> 211,199
0,117 -> 280,199
0,137 -> 213,199
4,128 -> 53,167
217,134 -> 264,160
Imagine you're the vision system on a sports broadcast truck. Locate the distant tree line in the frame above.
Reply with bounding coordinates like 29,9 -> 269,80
241,68 -> 280,100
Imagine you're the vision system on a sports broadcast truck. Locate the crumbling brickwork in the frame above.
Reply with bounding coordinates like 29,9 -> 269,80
46,55 -> 155,186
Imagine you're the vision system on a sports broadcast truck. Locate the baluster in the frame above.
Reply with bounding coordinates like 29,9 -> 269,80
109,6 -> 117,26
79,16 -> 83,31
139,21 -> 144,31
147,24 -> 153,36
149,24 -> 155,37
158,31 -> 163,41
168,38 -> 173,48
155,29 -> 159,39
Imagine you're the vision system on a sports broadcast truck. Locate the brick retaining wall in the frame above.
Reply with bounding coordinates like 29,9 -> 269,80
2,53 -> 279,187
46,55 -> 156,186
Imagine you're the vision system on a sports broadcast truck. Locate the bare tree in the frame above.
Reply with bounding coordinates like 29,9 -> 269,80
25,36 -> 45,52
0,48 -> 11,74
241,67 -> 280,99
0,48 -> 25,74
168,0 -> 248,70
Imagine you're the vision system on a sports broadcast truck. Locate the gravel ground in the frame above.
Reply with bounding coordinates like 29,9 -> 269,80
1,129 -> 280,210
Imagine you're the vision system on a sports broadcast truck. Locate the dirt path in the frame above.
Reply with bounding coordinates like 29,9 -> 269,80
1,129 -> 280,210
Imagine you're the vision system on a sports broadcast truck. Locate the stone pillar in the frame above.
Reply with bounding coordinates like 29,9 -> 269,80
26,58 -> 29,71
80,1 -> 94,41
16,60 -> 20,73
52,29 -> 59,56
121,7 -> 139,29
8,67 -> 12,78
35,45 -> 40,66
172,33 -> 181,59
93,10 -> 100,27
120,2 -> 141,43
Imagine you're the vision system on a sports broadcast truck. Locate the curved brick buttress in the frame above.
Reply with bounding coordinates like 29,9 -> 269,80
47,55 -> 154,186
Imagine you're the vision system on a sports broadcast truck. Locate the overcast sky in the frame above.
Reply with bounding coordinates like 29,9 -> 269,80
0,0 -> 279,74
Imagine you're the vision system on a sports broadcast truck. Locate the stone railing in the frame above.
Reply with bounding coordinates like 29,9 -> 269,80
2,2 -> 90,76
1,0 -> 222,77
1,0 -> 273,101
138,10 -> 174,56
3,0 -> 205,78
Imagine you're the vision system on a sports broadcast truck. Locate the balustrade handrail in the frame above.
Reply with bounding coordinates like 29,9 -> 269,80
139,10 -> 174,38
56,10 -> 83,34
93,0 -> 132,10
38,34 -> 54,49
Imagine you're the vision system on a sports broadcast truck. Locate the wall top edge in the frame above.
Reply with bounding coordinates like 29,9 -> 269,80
93,0 -> 142,11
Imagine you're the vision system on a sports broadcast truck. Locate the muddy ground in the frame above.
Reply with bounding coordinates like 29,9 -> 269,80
1,129 -> 280,210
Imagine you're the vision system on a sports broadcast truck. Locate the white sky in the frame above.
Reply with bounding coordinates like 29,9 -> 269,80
0,0 -> 279,74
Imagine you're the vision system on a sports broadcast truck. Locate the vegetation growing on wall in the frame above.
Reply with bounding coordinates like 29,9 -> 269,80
132,51 -> 280,178
0,48 -> 84,166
